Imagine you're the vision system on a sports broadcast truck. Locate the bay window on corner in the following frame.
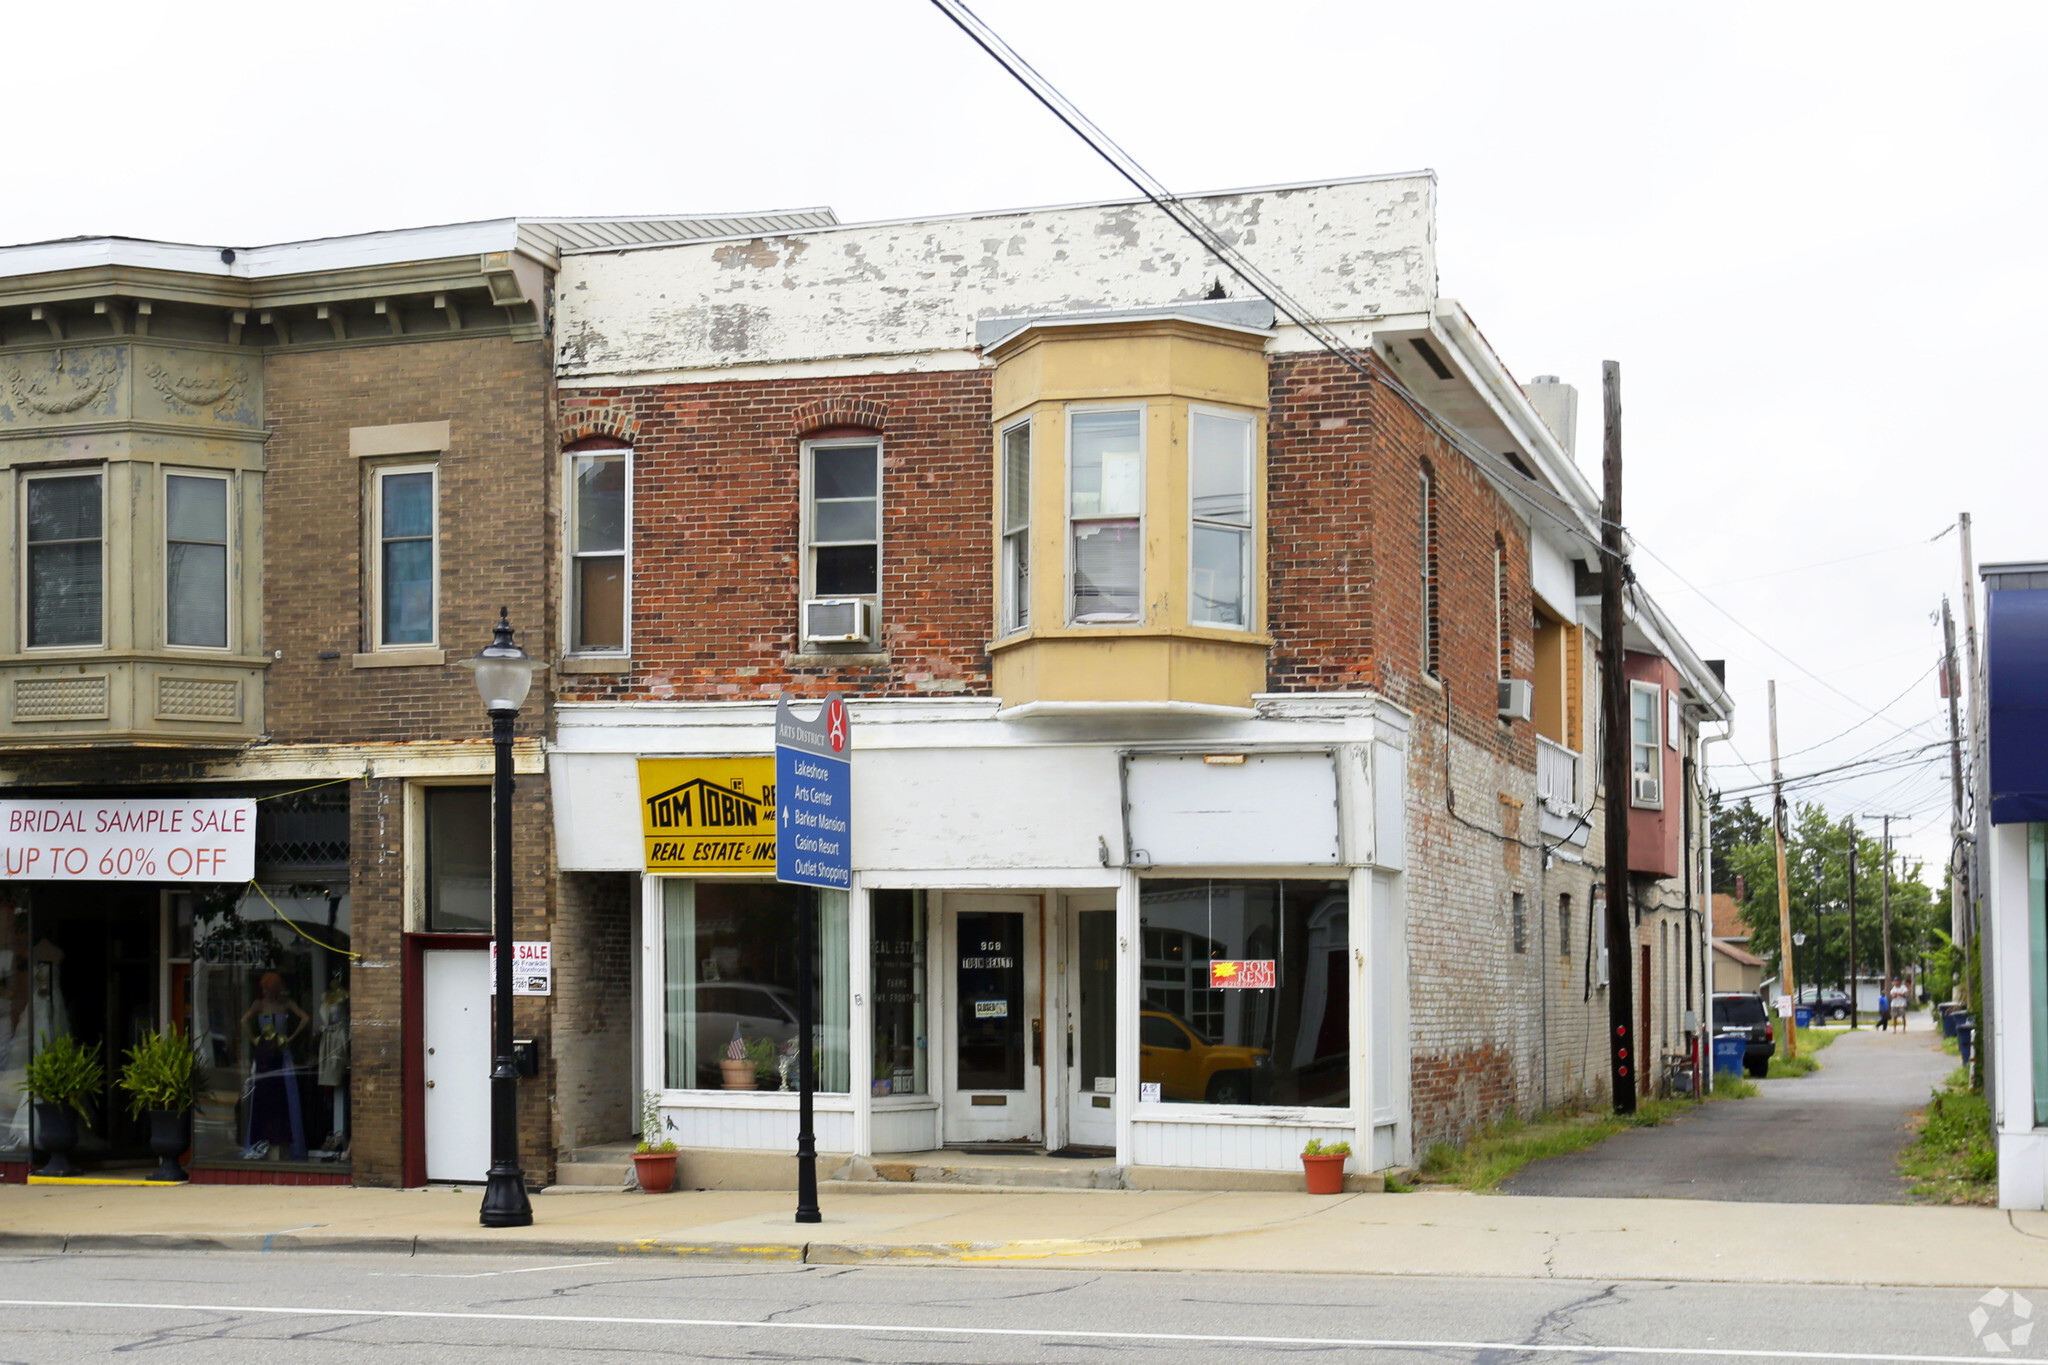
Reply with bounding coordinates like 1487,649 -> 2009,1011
23,468 -> 105,649
1189,407 -> 1254,630
165,471 -> 231,650
568,444 -> 628,654
801,438 -> 880,648
1000,419 -> 1030,635
1630,679 -> 1664,808
1067,407 -> 1143,624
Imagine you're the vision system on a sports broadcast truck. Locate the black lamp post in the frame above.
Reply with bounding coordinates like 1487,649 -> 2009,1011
460,608 -> 545,1229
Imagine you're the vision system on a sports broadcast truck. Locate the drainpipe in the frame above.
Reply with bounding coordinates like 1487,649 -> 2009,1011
1698,715 -> 1734,1096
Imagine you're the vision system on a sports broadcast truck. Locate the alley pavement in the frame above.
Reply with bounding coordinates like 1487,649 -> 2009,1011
1503,1015 -> 1956,1202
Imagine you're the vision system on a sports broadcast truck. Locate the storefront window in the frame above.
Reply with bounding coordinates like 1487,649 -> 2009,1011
662,880 -> 849,1093
1137,879 -> 1350,1108
188,884 -> 352,1166
870,890 -> 928,1097
0,888 -> 29,1161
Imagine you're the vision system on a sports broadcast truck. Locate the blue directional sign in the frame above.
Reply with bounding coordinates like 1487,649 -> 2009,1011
775,693 -> 852,889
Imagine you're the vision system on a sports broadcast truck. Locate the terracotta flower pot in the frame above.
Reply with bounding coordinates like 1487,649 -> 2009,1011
632,1151 -> 678,1194
719,1058 -> 757,1091
1301,1152 -> 1347,1195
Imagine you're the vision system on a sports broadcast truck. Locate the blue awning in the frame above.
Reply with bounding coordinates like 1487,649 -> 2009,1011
1990,585 -> 2048,824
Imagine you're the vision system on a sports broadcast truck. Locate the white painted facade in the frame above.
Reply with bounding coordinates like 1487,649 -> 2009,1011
553,696 -> 1415,1173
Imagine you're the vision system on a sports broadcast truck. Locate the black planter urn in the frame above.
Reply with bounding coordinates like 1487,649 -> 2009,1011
31,1102 -> 80,1178
146,1109 -> 192,1183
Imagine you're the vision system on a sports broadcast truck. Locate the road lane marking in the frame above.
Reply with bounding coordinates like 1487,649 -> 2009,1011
0,1296 -> 1998,1362
369,1260 -> 615,1280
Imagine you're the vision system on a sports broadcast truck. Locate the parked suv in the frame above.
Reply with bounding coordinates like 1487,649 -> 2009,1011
1711,992 -> 1774,1078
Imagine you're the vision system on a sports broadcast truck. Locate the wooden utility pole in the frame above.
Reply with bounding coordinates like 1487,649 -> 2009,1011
1875,814 -> 1895,987
1770,680 -> 1799,1059
1846,815 -> 1859,1029
1600,360 -> 1637,1114
1943,597 -> 1967,1001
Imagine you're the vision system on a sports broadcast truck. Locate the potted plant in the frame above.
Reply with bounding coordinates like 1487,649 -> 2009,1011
1301,1138 -> 1351,1195
117,1028 -> 200,1182
19,1035 -> 104,1178
745,1035 -> 779,1088
632,1090 -> 679,1194
719,1026 -> 756,1090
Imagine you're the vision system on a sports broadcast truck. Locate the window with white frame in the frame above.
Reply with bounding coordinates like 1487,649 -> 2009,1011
804,439 -> 879,605
165,471 -> 230,649
1189,407 -> 1253,629
1000,419 -> 1030,634
569,446 -> 628,653
1630,680 -> 1664,807
371,464 -> 437,648
1068,407 -> 1143,623
1420,464 -> 1440,676
23,469 -> 104,649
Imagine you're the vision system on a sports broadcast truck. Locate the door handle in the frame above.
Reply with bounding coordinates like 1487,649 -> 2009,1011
1031,1018 -> 1043,1068
426,1080 -> 436,1088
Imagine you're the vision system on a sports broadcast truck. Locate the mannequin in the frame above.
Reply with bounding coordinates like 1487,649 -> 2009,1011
5,944 -> 71,1149
316,972 -> 349,1155
241,971 -> 309,1160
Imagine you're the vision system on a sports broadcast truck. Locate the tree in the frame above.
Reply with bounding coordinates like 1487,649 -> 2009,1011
1709,792 -> 1768,893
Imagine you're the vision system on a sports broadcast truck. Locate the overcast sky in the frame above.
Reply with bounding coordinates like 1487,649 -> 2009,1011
12,0 -> 2039,878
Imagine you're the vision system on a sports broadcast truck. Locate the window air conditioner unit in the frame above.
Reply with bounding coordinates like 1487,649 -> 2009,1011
1631,770 -> 1662,807
803,597 -> 873,646
1497,678 -> 1534,721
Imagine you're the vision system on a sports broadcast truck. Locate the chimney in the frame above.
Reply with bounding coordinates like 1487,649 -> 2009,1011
1522,375 -> 1578,459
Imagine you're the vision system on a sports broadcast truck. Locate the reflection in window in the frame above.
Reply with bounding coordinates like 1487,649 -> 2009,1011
808,443 -> 879,597
1069,409 -> 1142,622
662,881 -> 849,1092
376,467 -> 436,646
870,890 -> 927,1096
1138,879 -> 1350,1107
1001,420 -> 1030,633
425,787 -> 490,932
25,471 -> 103,648
166,473 -> 230,649
1189,409 -> 1253,628
571,450 -> 627,652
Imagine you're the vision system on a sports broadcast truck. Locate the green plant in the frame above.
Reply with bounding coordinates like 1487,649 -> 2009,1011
19,1035 -> 105,1119
1903,1068 -> 1995,1203
116,1029 -> 199,1117
636,1089 -> 677,1155
1708,1074 -> 1760,1100
1302,1138 -> 1351,1157
744,1035 -> 778,1081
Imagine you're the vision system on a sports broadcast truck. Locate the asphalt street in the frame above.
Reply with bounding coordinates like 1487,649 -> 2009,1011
1503,1026 -> 1956,1203
0,1248 -> 2020,1364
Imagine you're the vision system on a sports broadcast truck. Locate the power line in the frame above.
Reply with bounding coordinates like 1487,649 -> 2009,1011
1693,524 -> 1955,590
1767,663 -> 1939,765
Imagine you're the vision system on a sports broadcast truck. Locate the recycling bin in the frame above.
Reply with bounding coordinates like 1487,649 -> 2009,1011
1712,1037 -> 1746,1076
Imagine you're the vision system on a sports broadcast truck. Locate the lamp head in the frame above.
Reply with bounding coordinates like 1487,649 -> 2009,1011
458,607 -> 546,712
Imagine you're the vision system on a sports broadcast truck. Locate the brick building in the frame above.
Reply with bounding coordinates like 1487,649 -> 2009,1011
548,174 -> 1733,1180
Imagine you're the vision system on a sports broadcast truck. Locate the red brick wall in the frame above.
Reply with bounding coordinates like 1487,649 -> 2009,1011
557,373 -> 994,703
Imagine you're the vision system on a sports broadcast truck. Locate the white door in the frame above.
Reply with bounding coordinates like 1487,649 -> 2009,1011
942,894 -> 1041,1143
424,949 -> 492,1182
1062,895 -> 1118,1150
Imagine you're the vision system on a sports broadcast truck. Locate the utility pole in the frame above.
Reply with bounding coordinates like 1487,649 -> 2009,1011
1943,598 -> 1968,1003
1600,359 -> 1637,1114
1958,513 -> 1987,1094
1846,815 -> 1859,1030
1770,680 -> 1799,1059
1864,813 -> 1898,990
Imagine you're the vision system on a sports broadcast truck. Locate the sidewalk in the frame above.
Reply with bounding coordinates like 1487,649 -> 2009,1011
2,1180 -> 2043,1287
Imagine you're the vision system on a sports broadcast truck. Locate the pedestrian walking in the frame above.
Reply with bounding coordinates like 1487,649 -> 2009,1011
1877,980 -> 1892,1031
1889,979 -> 1909,1032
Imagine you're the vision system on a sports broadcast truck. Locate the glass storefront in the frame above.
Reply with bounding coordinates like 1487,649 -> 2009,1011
870,890 -> 928,1096
662,880 -> 849,1092
1138,878 -> 1351,1108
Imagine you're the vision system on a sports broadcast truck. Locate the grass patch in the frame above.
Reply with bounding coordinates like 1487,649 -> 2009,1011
1768,1053 -> 1820,1078
1418,1088 -> 1748,1191
1903,1067 -> 1995,1205
1708,1073 -> 1760,1099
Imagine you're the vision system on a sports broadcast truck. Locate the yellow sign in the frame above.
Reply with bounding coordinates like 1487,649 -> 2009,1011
638,757 -> 777,874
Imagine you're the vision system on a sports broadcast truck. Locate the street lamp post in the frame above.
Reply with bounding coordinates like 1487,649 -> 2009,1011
460,608 -> 546,1229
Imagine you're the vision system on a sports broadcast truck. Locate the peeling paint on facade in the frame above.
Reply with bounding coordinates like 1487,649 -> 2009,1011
556,174 -> 1437,381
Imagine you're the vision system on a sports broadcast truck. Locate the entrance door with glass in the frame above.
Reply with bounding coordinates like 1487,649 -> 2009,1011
1062,895 -> 1118,1150
942,894 -> 1040,1144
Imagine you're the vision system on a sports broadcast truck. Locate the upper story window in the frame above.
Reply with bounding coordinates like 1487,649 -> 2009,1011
165,471 -> 230,650
372,463 -> 437,648
1001,419 -> 1030,634
1419,464 -> 1440,677
1068,407 -> 1143,623
1494,535 -> 1510,680
23,469 -> 104,649
1630,680 -> 1664,808
1189,407 -> 1253,630
802,439 -> 881,646
569,446 -> 628,653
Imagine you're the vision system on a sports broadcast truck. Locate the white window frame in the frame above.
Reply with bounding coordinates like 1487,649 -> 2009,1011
999,417 -> 1031,636
369,461 -> 439,651
799,437 -> 883,634
162,467 -> 233,653
1065,402 -> 1146,626
1186,403 -> 1255,632
1630,680 -> 1664,810
565,445 -> 631,657
1419,468 -> 1438,677
1667,689 -> 1682,752
20,465 -> 107,652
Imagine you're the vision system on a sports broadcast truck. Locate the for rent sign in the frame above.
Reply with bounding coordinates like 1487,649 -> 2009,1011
0,799 -> 255,882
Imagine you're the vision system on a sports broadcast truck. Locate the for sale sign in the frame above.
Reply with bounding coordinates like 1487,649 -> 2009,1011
1209,959 -> 1277,989
0,799 -> 254,882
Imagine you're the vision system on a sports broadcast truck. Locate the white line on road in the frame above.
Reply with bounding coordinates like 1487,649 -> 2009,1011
0,1296 -> 2002,1363
369,1260 -> 616,1280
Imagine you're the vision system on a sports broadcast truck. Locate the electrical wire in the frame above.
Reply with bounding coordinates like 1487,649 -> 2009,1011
1693,524 -> 1954,590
